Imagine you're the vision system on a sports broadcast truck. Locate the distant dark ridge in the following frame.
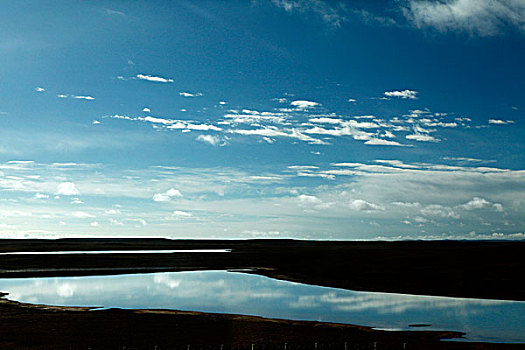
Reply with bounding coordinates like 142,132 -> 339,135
0,239 -> 523,301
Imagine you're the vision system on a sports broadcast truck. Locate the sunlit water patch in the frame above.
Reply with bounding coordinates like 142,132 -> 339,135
0,249 -> 231,255
1,271 -> 523,343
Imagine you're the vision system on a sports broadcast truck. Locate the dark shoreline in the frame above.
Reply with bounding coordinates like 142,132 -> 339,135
1,239 -> 524,301
1,296 -> 523,350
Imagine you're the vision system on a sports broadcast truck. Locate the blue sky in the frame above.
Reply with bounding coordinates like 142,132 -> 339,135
0,0 -> 524,239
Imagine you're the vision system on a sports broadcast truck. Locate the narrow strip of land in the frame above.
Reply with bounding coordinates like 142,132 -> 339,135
1,239 -> 523,301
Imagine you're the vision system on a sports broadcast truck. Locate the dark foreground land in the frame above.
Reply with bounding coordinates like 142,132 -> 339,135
0,239 -> 524,349
0,295 -> 522,350
0,239 -> 524,300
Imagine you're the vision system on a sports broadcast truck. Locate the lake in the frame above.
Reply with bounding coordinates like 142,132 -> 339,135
1,270 -> 523,343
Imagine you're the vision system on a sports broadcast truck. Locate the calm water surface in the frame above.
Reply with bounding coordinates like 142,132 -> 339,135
0,249 -> 231,255
1,271 -> 524,343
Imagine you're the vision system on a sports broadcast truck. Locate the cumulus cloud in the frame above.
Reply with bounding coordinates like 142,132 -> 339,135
459,197 -> 504,211
142,107 -> 151,113
153,188 -> 183,202
34,87 -> 45,92
136,74 -> 174,83
460,197 -> 491,210
384,90 -> 418,99
349,199 -> 383,212
56,182 -> 79,196
405,133 -> 439,142
420,204 -> 460,219
290,100 -> 320,109
403,0 -> 525,36
196,134 -> 221,146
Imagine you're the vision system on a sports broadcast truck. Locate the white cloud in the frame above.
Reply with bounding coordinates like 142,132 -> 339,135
297,194 -> 322,204
405,133 -> 439,142
71,198 -> 84,204
56,182 -> 79,196
92,120 -> 101,125
404,0 -> 525,36
172,210 -> 192,217
55,93 -> 94,100
364,138 -> 406,146
179,92 -> 203,97
72,95 -> 95,100
290,100 -> 320,109
141,116 -> 174,125
104,209 -> 120,215
460,197 -> 491,210
142,107 -> 151,113
106,9 -> 125,16
349,199 -> 383,212
183,124 -> 222,131
136,74 -> 174,83
153,188 -> 183,202
271,0 -> 346,27
384,90 -> 418,99
459,197 -> 504,212
489,119 -> 515,125
34,193 -> 49,199
72,211 -> 95,218
34,87 -> 45,92
109,218 -> 124,226
420,204 -> 459,219
90,221 -> 100,227
196,134 -> 221,146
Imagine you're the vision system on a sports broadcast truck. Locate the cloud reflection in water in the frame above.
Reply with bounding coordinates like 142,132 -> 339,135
1,271 -> 523,343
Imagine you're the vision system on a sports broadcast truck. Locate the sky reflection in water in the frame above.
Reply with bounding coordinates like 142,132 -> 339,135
1,271 -> 524,343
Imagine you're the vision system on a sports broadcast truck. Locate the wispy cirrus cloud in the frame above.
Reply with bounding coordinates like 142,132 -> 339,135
489,119 -> 515,125
56,94 -> 95,100
105,9 -> 126,16
403,0 -> 525,36
106,94 -> 468,148
271,0 -> 346,28
72,95 -> 95,100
